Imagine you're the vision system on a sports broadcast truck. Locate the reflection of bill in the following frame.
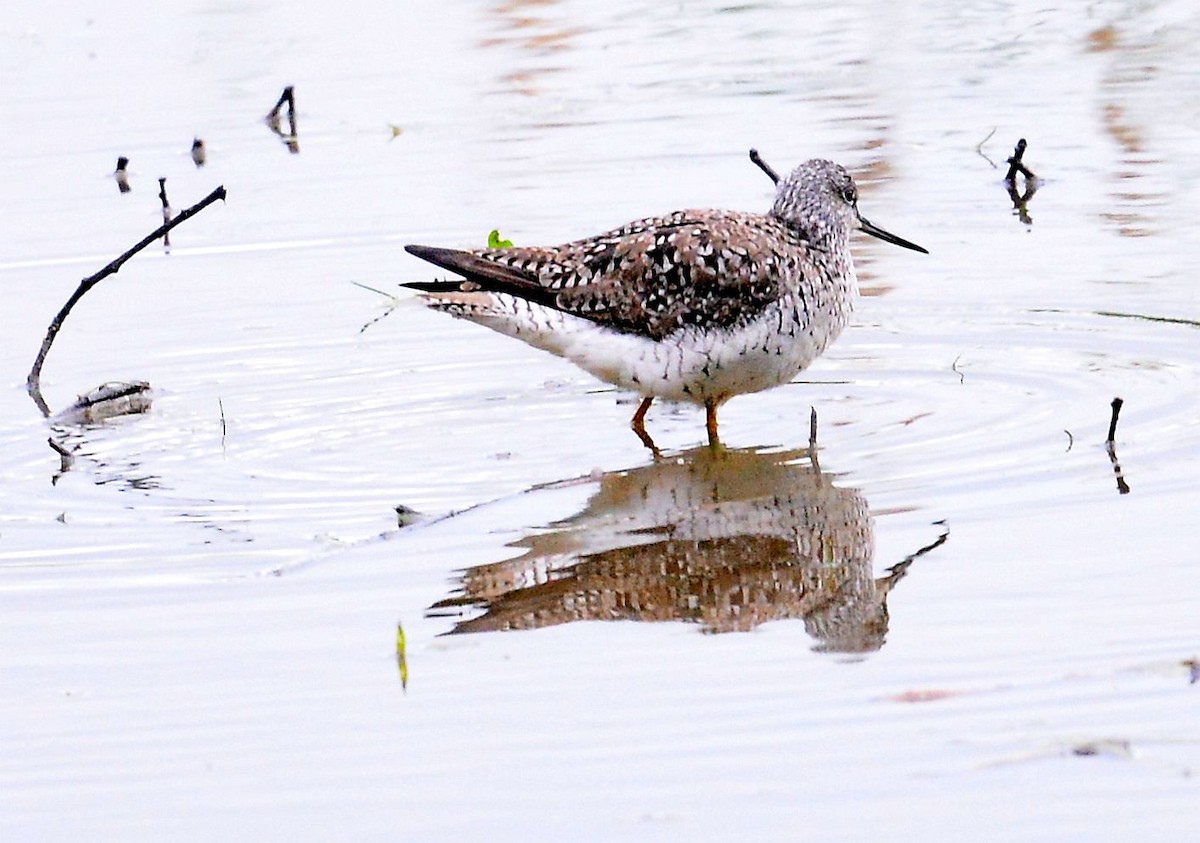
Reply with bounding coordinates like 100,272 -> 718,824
429,447 -> 943,653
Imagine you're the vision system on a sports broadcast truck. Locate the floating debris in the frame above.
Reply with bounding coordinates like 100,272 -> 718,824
1070,739 -> 1132,759
395,504 -> 422,528
53,381 -> 153,425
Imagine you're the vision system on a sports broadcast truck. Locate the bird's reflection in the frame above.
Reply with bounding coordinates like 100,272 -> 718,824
430,445 -> 942,653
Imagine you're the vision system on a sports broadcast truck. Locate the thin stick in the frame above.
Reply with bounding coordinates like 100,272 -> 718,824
266,86 -> 299,153
1105,397 -> 1130,495
26,185 -> 227,417
267,85 -> 295,121
1004,138 -> 1037,184
115,156 -> 131,194
749,148 -> 780,185
1106,396 -> 1123,443
158,177 -> 172,249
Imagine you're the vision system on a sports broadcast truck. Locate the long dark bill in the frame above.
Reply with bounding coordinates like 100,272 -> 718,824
860,216 -> 928,254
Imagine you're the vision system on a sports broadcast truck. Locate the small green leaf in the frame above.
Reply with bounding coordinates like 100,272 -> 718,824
487,229 -> 514,249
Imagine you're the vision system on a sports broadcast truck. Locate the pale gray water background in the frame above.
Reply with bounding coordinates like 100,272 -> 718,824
2,0 -> 1199,839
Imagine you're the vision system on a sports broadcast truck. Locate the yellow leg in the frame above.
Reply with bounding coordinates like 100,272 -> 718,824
630,396 -> 659,454
705,399 -> 721,448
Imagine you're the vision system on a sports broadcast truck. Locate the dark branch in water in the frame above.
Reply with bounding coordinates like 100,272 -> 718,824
266,86 -> 299,154
1106,396 -> 1123,443
1004,138 -> 1036,183
1002,139 -> 1040,226
114,156 -> 131,194
158,177 -> 172,250
1105,397 -> 1130,495
26,185 -> 227,418
749,148 -> 780,185
268,85 -> 295,119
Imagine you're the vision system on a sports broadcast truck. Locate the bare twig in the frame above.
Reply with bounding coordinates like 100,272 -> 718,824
1106,396 -> 1123,443
26,185 -> 227,417
1002,138 -> 1040,226
266,86 -> 299,153
749,148 -> 780,185
158,177 -> 172,249
114,156 -> 131,194
267,85 -> 295,121
1105,397 -> 1130,494
1004,138 -> 1037,184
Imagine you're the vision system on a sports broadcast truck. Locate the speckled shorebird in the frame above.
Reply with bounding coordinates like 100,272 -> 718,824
404,153 -> 926,449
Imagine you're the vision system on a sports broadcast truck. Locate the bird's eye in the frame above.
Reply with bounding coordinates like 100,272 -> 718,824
840,184 -> 857,204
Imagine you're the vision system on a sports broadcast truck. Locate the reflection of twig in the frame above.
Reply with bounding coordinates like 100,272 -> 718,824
1106,396 -> 1130,495
354,281 -> 403,333
47,435 -> 75,478
882,520 -> 949,588
749,148 -> 780,185
807,406 -> 820,472
975,128 -> 998,167
26,186 -> 227,418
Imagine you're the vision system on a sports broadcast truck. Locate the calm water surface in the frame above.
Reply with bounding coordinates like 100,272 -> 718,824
2,1 -> 1198,840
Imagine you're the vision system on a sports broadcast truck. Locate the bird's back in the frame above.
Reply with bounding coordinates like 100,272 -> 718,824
406,208 -> 829,342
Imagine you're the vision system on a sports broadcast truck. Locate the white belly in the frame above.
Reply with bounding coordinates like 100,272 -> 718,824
439,291 -> 852,406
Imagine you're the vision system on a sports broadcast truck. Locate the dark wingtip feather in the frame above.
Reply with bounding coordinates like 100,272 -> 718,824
403,242 -> 561,310
405,244 -> 467,271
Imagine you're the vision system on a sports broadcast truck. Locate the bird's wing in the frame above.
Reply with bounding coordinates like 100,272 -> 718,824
405,210 -> 798,340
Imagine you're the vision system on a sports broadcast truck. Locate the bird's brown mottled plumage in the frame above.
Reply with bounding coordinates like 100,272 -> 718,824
404,157 -> 926,448
407,210 -> 806,342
